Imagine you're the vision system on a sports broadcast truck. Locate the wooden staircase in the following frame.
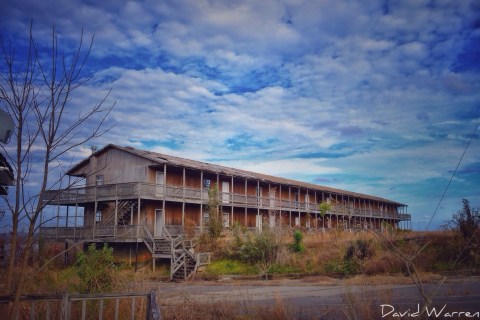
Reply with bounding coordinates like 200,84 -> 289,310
172,249 -> 197,281
99,201 -> 137,226
141,226 -> 209,281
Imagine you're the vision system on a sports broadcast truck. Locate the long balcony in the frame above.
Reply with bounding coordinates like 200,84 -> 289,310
38,224 -> 184,242
44,182 -> 411,221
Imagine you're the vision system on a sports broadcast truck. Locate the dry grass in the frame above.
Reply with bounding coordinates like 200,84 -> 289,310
3,229 -> 475,318
215,228 -> 471,277
344,272 -> 443,286
159,291 -> 302,320
342,282 -> 393,320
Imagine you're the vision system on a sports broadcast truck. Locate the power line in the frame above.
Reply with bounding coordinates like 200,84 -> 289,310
424,123 -> 479,232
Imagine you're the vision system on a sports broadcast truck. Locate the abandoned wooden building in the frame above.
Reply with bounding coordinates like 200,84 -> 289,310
40,144 -> 411,279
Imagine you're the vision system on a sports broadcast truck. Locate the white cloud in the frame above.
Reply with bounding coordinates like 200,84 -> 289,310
1,0 -> 479,230
220,158 -> 341,177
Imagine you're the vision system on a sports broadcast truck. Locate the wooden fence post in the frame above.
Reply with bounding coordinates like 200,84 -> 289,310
148,289 -> 161,320
61,292 -> 69,320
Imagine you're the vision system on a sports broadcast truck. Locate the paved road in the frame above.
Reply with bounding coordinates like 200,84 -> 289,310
153,276 -> 480,318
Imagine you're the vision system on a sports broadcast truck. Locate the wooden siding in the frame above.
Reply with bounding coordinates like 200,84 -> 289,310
185,169 -> 201,189
232,207 -> 245,225
145,205 -> 155,233
246,208 -> 257,227
165,166 -> 183,187
70,148 -> 157,186
232,178 -> 245,194
165,201 -> 182,225
185,203 -> 200,226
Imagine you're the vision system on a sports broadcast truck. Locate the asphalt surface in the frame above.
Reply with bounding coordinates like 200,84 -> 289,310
152,276 -> 480,319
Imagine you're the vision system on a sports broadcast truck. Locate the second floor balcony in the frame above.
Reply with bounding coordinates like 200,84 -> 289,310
43,182 -> 411,221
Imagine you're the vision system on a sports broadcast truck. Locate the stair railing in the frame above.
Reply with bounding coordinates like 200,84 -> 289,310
163,225 -> 173,241
171,251 -> 186,278
141,225 -> 156,253
184,248 -> 198,280
98,201 -> 134,226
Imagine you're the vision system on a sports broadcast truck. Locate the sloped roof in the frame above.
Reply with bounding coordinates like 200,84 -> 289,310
68,144 -> 406,206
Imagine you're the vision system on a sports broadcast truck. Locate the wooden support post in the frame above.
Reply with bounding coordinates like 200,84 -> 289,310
56,205 -> 60,229
74,203 -> 78,240
114,199 -> 118,237
137,198 -> 141,238
231,176 -> 234,226
135,240 -> 139,272
200,170 -> 203,232
182,168 -> 185,226
164,163 -> 167,232
93,201 -> 97,237
66,205 -> 69,228
130,206 -> 134,225
244,178 -> 247,226
288,186 -> 291,226
245,207 -> 247,227
257,180 -> 260,223
182,202 -> 185,227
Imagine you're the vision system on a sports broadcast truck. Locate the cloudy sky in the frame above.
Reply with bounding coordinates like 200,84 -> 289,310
1,0 -> 479,229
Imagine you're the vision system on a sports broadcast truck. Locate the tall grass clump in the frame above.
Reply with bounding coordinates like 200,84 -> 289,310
342,284 -> 392,320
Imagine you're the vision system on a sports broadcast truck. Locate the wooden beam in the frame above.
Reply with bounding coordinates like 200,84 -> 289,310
182,167 -> 185,226
231,175 -> 234,227
200,170 -> 203,232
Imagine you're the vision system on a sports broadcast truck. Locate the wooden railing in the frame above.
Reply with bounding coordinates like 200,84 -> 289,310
0,290 -> 161,320
196,252 -> 211,266
39,225 -> 143,241
44,182 -> 410,220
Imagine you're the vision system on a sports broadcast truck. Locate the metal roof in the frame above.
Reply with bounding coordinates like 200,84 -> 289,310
67,144 -> 407,206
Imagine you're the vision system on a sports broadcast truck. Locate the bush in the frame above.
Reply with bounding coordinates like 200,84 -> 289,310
75,244 -> 116,293
238,230 -> 279,265
290,230 -> 305,253
345,239 -> 374,261
205,183 -> 224,242
452,199 -> 480,241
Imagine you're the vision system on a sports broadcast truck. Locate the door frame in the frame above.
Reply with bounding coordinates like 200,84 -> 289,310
222,181 -> 230,203
154,209 -> 164,237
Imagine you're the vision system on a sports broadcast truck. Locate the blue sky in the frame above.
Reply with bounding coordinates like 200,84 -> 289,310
1,0 -> 479,230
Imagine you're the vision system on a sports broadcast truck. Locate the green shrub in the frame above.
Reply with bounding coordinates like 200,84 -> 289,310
290,230 -> 305,253
238,230 -> 279,265
205,183 -> 224,241
75,244 -> 116,293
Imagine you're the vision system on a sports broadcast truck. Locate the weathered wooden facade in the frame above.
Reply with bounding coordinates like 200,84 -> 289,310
40,144 -> 411,278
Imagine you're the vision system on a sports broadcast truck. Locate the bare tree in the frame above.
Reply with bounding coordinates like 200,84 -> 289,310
0,22 -> 114,317
367,226 -> 450,318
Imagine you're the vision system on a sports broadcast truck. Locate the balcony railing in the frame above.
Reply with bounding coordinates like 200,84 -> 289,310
44,182 -> 410,221
39,225 -> 144,241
